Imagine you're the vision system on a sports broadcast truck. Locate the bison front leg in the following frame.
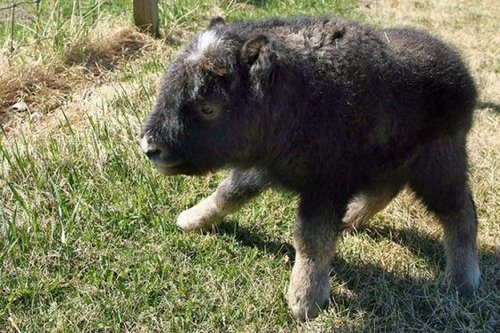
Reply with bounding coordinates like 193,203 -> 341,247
177,168 -> 270,232
287,196 -> 342,321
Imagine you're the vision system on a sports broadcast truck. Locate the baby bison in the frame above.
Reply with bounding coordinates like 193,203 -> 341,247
140,17 -> 479,320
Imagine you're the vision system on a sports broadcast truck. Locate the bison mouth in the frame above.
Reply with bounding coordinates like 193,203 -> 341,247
139,137 -> 213,176
154,161 -> 209,176
153,161 -> 182,176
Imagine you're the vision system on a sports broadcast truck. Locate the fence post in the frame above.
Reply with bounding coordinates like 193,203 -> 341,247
10,3 -> 16,53
36,0 -> 41,45
133,0 -> 159,37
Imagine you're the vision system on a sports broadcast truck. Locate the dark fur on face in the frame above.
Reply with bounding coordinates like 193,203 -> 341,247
141,16 -> 479,320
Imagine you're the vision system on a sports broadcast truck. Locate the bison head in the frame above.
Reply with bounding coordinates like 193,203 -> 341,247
140,18 -> 277,175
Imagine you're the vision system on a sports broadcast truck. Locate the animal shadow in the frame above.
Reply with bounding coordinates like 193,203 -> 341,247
216,219 -> 295,260
216,219 -> 498,328
477,101 -> 500,114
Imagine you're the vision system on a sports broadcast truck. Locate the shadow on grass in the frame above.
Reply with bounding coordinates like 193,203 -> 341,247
216,220 -> 295,262
478,101 -> 500,114
357,225 -> 445,268
217,220 -> 496,272
216,220 -> 498,330
232,0 -> 271,6
358,225 -> 499,282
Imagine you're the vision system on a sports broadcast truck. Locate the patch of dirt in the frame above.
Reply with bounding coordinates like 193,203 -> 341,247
64,27 -> 155,73
0,61 -> 83,127
0,27 -> 156,131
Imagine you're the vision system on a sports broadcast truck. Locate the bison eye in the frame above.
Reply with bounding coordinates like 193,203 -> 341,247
197,104 -> 221,120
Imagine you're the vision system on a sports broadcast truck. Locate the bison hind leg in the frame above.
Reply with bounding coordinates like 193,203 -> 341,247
343,176 -> 405,230
409,138 -> 480,294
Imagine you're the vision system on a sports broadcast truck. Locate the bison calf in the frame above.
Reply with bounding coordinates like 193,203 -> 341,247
140,16 -> 479,320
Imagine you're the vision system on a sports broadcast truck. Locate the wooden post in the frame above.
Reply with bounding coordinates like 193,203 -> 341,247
133,0 -> 160,37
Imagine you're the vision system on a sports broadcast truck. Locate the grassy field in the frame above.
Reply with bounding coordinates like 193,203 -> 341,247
0,0 -> 498,332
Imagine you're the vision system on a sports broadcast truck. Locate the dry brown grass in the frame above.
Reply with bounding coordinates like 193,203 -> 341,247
0,26 -> 157,132
64,27 -> 155,72
0,59 -> 78,127
0,60 -> 72,124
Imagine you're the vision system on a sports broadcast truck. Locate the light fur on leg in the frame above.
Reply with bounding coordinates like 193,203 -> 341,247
177,169 -> 268,232
177,190 -> 245,232
287,253 -> 332,321
342,190 -> 395,230
287,218 -> 338,321
441,197 -> 481,294
177,193 -> 222,232
177,174 -> 254,232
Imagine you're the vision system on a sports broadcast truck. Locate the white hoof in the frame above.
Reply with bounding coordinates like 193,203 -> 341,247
287,258 -> 331,321
287,283 -> 330,321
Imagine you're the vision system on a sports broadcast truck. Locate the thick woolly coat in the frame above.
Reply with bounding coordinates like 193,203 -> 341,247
142,16 -> 476,209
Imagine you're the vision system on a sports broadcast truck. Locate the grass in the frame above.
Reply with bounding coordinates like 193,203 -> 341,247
0,0 -> 498,332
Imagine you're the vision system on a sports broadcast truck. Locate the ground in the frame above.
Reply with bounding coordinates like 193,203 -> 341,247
0,0 -> 498,332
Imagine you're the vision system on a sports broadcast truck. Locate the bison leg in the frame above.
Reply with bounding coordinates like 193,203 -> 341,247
177,168 -> 270,232
287,195 -> 343,321
342,185 -> 401,230
343,167 -> 407,230
409,138 -> 480,294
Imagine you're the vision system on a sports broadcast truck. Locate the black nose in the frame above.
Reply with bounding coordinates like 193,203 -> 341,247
140,136 -> 182,167
140,136 -> 163,160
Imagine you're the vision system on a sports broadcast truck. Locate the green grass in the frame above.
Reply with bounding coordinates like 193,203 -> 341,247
0,0 -> 360,49
1,0 -> 498,332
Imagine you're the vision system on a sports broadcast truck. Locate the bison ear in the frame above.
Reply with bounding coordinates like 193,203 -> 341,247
241,35 -> 276,96
208,16 -> 225,29
241,35 -> 274,67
